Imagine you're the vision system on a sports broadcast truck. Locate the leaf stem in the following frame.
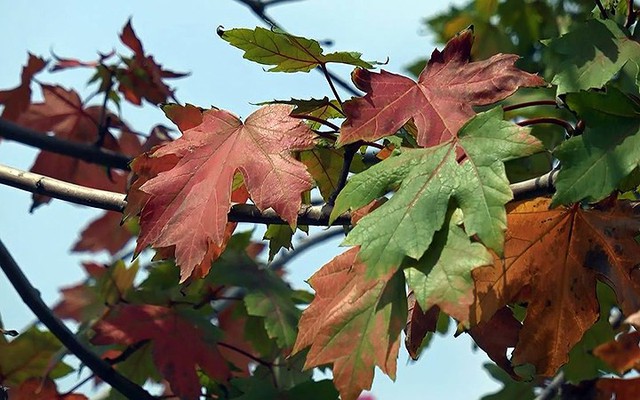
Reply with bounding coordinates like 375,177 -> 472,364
517,117 -> 575,136
502,99 -> 558,112
320,64 -> 343,105
291,114 -> 341,131
626,0 -> 637,28
217,341 -> 281,367
595,0 -> 608,19
95,66 -> 115,148
327,143 -> 358,206
0,238 -> 155,400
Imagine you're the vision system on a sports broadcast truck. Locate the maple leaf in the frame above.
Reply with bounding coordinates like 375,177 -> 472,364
544,19 -> 640,95
293,247 -> 407,400
116,19 -> 188,105
207,246 -> 301,348
472,198 -> 640,376
552,88 -> 640,206
16,85 -> 138,208
9,378 -> 87,400
0,327 -> 73,386
0,53 -> 46,122
135,104 -> 315,279
332,108 -> 543,278
337,27 -> 545,147
405,210 -> 492,325
467,307 -> 521,378
54,261 -> 138,323
72,211 -> 135,255
404,293 -> 440,360
595,377 -> 640,400
593,330 -> 640,374
49,50 -> 115,72
218,27 -> 374,73
91,304 -> 231,400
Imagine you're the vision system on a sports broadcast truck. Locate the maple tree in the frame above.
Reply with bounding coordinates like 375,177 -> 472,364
2,0 -> 640,399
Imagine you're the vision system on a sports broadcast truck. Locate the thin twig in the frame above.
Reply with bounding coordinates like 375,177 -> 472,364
210,228 -> 344,313
0,118 -> 131,170
320,64 -> 343,104
327,144 -> 358,206
502,100 -> 558,112
535,371 -> 565,400
233,0 -> 360,97
60,373 -> 94,396
218,341 -> 281,367
595,0 -> 608,18
291,114 -> 341,131
95,67 -> 115,148
0,239 -> 155,400
626,0 -> 637,28
517,117 -> 575,136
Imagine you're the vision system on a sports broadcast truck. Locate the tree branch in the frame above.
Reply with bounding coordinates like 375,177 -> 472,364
1,163 -> 560,225
0,118 -> 131,170
0,238 -> 156,400
0,163 -> 127,212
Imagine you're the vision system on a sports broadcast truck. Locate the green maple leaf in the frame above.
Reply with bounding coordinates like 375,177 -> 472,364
405,210 -> 492,325
481,363 -> 535,400
552,88 -> 640,206
218,27 -> 374,72
545,19 -> 640,95
0,327 -> 73,386
331,107 -> 543,278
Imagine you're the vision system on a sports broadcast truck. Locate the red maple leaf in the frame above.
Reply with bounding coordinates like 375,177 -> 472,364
16,85 -> 141,208
134,104 -> 315,279
91,304 -> 231,400
338,28 -> 545,148
10,378 -> 87,400
72,211 -> 133,255
0,53 -> 47,122
116,19 -> 187,105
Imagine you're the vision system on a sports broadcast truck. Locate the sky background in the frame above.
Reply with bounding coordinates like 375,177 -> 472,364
0,1 -> 504,398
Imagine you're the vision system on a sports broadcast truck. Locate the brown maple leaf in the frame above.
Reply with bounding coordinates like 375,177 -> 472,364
134,104 -> 315,280
91,304 -> 231,400
338,27 -> 545,148
404,293 -> 439,360
472,198 -> 640,376
0,53 -> 46,122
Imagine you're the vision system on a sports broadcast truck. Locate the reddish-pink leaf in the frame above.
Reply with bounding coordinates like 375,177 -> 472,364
16,85 -> 137,208
49,50 -> 115,72
338,28 -> 545,147
293,247 -> 406,400
116,19 -> 187,105
91,304 -> 231,399
135,104 -> 315,280
0,53 -> 47,122
72,211 -> 133,255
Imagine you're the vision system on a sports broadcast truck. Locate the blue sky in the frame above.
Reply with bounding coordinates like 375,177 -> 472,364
0,1 -> 503,398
